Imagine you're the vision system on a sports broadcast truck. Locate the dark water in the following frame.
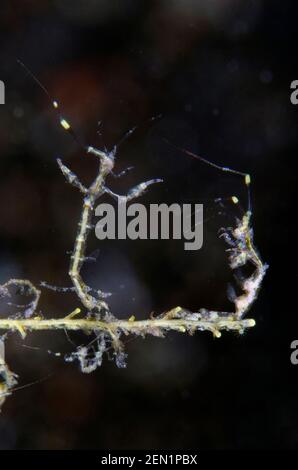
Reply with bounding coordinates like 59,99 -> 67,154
0,0 -> 297,450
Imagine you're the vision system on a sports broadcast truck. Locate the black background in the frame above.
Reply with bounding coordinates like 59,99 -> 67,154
0,0 -> 297,450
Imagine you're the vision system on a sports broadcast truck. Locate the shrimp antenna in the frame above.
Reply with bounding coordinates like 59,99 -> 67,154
113,114 -> 162,154
113,126 -> 137,153
2,373 -> 53,398
17,59 -> 85,149
164,138 -> 252,214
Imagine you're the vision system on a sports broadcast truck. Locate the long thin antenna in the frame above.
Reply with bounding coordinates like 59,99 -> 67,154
164,138 -> 252,213
113,114 -> 162,154
17,59 -> 52,98
113,126 -> 137,153
17,59 -> 85,149
0,373 -> 53,399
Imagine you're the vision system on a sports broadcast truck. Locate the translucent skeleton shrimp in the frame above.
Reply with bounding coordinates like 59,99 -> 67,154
169,144 -> 269,320
0,61 -> 268,410
16,60 -> 163,318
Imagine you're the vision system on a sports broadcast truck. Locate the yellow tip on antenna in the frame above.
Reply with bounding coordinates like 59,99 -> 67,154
53,100 -> 59,109
60,118 -> 71,131
231,196 -> 239,204
245,174 -> 251,186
